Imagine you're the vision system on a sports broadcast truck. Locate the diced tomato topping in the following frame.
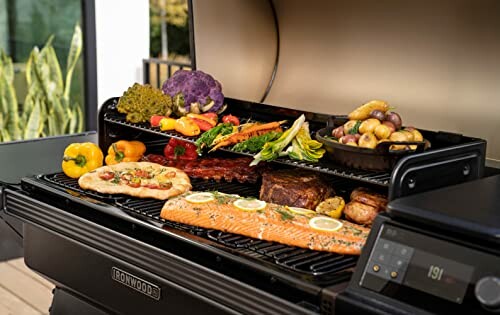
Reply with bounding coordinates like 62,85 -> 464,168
127,177 -> 141,188
98,171 -> 115,180
143,183 -> 159,189
158,182 -> 173,190
134,170 -> 152,178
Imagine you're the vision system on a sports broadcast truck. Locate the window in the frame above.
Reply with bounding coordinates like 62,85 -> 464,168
0,0 -> 96,143
146,0 -> 192,88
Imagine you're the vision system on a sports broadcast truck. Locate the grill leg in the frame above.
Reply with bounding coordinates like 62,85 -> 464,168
50,288 -> 111,315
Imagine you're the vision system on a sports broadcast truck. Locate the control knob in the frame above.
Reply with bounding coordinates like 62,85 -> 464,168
475,276 -> 500,312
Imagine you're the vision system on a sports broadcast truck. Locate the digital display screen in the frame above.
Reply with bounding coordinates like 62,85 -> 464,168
403,251 -> 475,303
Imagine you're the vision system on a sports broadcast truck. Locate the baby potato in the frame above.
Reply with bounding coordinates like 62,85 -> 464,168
343,120 -> 360,134
374,124 -> 392,139
400,130 -> 414,141
340,134 -> 358,144
359,118 -> 381,134
331,126 -> 345,139
405,127 -> 424,142
389,131 -> 408,150
358,132 -> 377,149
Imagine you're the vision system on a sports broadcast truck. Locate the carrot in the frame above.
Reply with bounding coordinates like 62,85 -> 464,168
209,120 -> 286,151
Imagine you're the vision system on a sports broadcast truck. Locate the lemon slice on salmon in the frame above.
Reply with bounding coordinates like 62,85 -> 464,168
309,216 -> 343,232
286,206 -> 316,216
233,199 -> 267,211
186,192 -> 215,204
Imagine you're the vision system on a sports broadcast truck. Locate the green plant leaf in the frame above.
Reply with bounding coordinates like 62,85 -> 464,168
0,72 -> 22,140
76,104 -> 84,133
42,44 -> 64,95
64,24 -> 82,101
24,100 -> 41,139
0,49 -> 14,84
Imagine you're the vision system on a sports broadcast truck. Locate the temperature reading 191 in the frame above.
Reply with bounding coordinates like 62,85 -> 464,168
427,265 -> 444,281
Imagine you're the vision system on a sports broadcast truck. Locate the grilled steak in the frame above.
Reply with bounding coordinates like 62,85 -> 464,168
260,170 -> 333,210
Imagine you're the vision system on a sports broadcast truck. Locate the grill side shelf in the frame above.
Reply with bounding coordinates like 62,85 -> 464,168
103,113 -> 391,186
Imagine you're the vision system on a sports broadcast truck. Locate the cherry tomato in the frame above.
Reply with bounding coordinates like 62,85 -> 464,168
222,114 -> 240,126
134,170 -> 152,178
98,171 -> 114,180
127,178 -> 141,188
158,182 -> 173,190
143,183 -> 159,189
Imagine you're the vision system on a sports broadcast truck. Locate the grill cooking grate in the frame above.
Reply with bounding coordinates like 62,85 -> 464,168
41,173 -> 357,276
104,114 -> 391,186
43,172 -> 127,201
207,230 -> 357,275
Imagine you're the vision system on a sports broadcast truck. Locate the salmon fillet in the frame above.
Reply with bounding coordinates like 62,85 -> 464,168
161,192 -> 369,255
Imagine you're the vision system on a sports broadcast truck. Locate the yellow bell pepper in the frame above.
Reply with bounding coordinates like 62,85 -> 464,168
105,140 -> 146,165
62,142 -> 104,178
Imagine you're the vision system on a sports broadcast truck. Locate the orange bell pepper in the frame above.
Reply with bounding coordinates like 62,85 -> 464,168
105,140 -> 146,165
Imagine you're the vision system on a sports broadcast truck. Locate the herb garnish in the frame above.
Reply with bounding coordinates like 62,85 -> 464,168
348,120 -> 362,135
111,172 -> 120,184
274,207 -> 294,221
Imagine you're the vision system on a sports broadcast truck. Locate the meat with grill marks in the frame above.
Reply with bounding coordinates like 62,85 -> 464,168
259,169 -> 333,210
142,154 -> 265,183
344,188 -> 388,226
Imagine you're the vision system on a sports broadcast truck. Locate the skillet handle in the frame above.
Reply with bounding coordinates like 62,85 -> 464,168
374,141 -> 426,154
326,115 -> 349,128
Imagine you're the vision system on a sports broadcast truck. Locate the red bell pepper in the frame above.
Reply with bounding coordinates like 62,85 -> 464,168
164,138 -> 198,160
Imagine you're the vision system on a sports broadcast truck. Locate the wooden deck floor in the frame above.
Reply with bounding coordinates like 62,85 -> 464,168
0,258 -> 54,315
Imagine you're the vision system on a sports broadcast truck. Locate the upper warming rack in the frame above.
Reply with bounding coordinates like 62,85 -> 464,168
102,99 -> 393,186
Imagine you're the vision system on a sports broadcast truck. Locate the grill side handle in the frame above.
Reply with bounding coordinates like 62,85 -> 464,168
389,140 -> 486,200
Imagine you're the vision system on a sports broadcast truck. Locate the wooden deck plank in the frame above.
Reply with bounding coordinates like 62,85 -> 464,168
0,261 -> 53,314
0,285 -> 41,315
6,258 -> 54,289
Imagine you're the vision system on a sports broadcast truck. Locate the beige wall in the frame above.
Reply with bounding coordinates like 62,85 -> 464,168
193,0 -> 500,160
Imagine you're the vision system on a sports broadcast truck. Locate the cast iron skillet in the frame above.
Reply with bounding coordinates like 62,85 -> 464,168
315,116 -> 427,171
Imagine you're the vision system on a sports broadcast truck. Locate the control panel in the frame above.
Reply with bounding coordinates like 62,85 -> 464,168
359,224 -> 500,312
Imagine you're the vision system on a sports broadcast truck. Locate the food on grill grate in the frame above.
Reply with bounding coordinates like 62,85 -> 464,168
344,188 -> 388,225
142,154 -> 264,183
160,192 -> 369,255
209,120 -> 285,152
259,170 -> 333,210
78,162 -> 191,200
350,187 -> 388,209
117,83 -> 172,123
344,202 -> 379,226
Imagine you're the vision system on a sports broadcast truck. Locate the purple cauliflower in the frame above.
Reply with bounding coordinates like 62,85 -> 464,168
161,70 -> 226,116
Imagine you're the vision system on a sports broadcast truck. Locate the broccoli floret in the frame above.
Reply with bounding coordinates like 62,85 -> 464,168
161,70 -> 226,115
117,83 -> 172,123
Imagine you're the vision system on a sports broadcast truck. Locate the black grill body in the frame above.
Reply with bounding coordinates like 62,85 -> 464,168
3,97 -> 487,314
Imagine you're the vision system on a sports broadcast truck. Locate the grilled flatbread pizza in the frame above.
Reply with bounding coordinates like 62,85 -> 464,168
78,162 -> 191,200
